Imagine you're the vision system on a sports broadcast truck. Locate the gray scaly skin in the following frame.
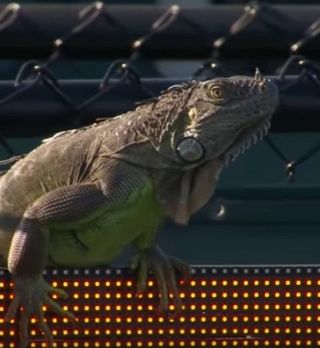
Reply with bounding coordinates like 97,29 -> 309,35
0,70 -> 278,347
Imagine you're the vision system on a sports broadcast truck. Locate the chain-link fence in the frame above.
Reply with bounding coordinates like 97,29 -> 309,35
0,4 -> 319,169
1,3 -> 320,188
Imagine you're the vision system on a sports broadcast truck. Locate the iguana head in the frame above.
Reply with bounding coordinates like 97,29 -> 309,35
152,70 -> 279,168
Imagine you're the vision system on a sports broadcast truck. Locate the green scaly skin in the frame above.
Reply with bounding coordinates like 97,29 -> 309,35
0,72 -> 278,347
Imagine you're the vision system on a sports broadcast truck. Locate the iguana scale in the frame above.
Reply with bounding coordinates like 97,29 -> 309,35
0,71 -> 278,347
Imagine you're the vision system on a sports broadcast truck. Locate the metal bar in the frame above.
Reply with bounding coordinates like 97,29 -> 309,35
0,75 -> 317,137
0,4 -> 320,59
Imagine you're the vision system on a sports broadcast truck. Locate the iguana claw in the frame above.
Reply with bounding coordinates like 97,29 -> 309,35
131,246 -> 190,312
5,276 -> 76,348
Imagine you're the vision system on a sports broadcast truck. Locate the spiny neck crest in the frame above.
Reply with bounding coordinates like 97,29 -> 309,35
134,82 -> 198,146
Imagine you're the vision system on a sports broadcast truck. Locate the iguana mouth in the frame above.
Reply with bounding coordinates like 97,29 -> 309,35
222,117 -> 271,166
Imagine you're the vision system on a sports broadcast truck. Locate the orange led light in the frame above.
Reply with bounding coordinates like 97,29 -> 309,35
2,266 -> 320,347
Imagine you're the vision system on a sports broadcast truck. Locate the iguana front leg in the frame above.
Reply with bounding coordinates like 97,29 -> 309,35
6,182 -> 116,348
131,245 -> 190,312
6,276 -> 73,348
131,226 -> 190,313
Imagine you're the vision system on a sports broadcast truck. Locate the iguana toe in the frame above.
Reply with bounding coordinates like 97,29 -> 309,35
133,246 -> 189,312
5,276 -> 75,348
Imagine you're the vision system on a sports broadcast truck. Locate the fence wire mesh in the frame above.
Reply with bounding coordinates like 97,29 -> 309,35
0,2 -> 320,184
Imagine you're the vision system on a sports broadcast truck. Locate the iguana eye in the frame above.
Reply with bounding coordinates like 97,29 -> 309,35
208,86 -> 224,99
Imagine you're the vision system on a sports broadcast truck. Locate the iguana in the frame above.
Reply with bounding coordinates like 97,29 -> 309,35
0,71 -> 278,347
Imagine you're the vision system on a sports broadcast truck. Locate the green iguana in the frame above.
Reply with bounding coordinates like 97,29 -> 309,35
0,71 -> 278,347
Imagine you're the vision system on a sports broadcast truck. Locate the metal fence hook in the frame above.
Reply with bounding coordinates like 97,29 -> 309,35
286,161 -> 296,183
14,60 -> 41,87
0,3 -> 20,31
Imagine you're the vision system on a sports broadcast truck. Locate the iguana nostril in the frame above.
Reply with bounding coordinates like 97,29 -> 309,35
176,137 -> 205,162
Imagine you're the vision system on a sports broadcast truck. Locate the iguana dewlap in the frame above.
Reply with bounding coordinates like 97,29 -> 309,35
0,71 -> 278,347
